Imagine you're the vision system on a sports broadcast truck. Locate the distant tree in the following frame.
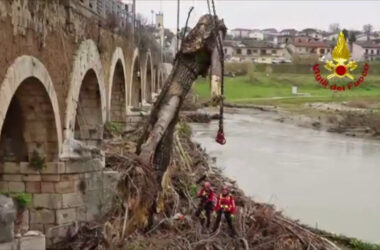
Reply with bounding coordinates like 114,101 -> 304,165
348,31 -> 356,52
342,29 -> 349,40
329,23 -> 340,33
348,32 -> 356,43
136,14 -> 148,26
363,24 -> 373,41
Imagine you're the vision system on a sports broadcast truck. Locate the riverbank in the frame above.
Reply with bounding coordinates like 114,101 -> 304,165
194,73 -> 380,104
190,108 -> 380,248
219,101 -> 380,141
55,116 -> 358,249
194,71 -> 380,140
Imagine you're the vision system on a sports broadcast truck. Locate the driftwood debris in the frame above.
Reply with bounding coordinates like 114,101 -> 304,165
137,14 -> 226,177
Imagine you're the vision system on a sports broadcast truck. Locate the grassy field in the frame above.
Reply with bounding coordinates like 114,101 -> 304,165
194,72 -> 380,107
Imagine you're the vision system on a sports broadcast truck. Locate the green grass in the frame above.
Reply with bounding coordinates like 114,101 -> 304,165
194,72 -> 380,107
350,239 -> 380,250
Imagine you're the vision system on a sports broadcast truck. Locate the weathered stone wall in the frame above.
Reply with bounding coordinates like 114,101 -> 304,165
0,158 -> 120,245
0,78 -> 59,162
0,0 -> 163,246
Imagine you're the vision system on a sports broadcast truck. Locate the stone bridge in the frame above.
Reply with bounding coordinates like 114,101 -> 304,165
0,0 -> 169,246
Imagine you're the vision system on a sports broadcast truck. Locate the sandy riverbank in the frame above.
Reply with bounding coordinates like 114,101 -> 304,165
206,102 -> 380,141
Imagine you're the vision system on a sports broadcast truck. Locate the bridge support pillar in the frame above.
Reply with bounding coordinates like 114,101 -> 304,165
0,157 -> 120,246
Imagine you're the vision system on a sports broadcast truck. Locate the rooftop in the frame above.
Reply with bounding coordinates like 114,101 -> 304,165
231,28 -> 252,31
293,41 -> 331,48
241,40 -> 282,49
355,41 -> 380,48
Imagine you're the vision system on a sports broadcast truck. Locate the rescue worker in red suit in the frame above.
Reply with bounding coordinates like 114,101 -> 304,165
195,181 -> 215,228
212,186 -> 237,236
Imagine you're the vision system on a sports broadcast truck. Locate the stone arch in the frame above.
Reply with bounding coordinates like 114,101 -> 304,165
64,40 -> 106,144
129,48 -> 142,107
160,70 -> 165,89
144,51 -> 153,103
108,47 -> 127,123
0,56 -> 62,160
74,69 -> 103,146
156,67 -> 162,91
153,66 -> 158,93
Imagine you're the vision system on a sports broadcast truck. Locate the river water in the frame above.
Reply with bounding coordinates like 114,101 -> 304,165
190,109 -> 380,244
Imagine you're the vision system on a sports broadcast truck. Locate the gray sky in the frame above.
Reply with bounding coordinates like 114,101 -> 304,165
129,0 -> 380,32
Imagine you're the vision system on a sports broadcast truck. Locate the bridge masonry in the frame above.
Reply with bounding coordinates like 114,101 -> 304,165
0,0 -> 167,247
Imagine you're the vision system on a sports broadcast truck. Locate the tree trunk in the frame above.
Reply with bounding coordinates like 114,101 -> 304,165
210,33 -> 223,98
137,14 -> 226,180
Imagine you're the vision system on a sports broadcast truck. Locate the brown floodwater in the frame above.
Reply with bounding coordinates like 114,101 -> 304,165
191,109 -> 380,244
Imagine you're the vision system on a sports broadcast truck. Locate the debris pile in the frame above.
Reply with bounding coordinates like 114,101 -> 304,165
59,118 -> 341,250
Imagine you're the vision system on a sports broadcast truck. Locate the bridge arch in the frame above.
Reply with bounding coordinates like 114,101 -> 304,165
0,55 -> 62,160
144,50 -> 153,103
129,48 -> 142,107
153,65 -> 158,93
108,47 -> 127,123
159,69 -> 165,90
156,67 -> 162,91
64,39 -> 106,145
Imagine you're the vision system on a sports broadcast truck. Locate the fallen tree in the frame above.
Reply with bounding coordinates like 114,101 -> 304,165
137,14 -> 226,169
105,14 -> 341,249
120,14 -> 227,232
56,14 -> 347,250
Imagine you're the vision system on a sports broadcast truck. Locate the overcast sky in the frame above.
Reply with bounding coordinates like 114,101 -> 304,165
128,0 -> 380,32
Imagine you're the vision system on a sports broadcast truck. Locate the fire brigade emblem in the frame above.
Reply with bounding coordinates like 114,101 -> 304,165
324,31 -> 357,80
313,31 -> 369,91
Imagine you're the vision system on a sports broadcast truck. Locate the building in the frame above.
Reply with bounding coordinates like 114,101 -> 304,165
289,39 -> 331,57
299,28 -> 323,40
293,36 -> 320,44
262,28 -> 278,35
223,40 -> 289,63
356,33 -> 377,41
352,41 -> 380,61
324,32 -> 339,41
223,40 -> 242,59
280,29 -> 298,36
248,29 -> 264,40
277,35 -> 293,45
230,28 -> 252,38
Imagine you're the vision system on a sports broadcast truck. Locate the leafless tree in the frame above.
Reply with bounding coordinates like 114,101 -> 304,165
329,23 -> 340,33
363,24 -> 373,41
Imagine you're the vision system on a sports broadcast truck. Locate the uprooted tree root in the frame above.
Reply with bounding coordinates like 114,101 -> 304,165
59,120 -> 341,250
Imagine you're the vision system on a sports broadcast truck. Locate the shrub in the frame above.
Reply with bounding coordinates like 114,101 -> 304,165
350,239 -> 380,250
292,54 -> 319,65
225,62 -> 253,76
1,192 -> 32,209
29,150 -> 45,170
104,121 -> 123,137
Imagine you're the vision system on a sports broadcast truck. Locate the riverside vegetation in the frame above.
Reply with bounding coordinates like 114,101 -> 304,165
194,62 -> 380,140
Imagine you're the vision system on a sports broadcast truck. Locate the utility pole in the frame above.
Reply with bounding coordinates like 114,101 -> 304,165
176,0 -> 180,53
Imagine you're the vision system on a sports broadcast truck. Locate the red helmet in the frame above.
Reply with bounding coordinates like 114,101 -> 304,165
203,181 -> 211,189
222,185 -> 230,192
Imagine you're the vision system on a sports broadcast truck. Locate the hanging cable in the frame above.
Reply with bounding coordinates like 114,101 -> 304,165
207,0 -> 226,145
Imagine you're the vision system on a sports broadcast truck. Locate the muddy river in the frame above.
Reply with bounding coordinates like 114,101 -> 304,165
190,109 -> 380,244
